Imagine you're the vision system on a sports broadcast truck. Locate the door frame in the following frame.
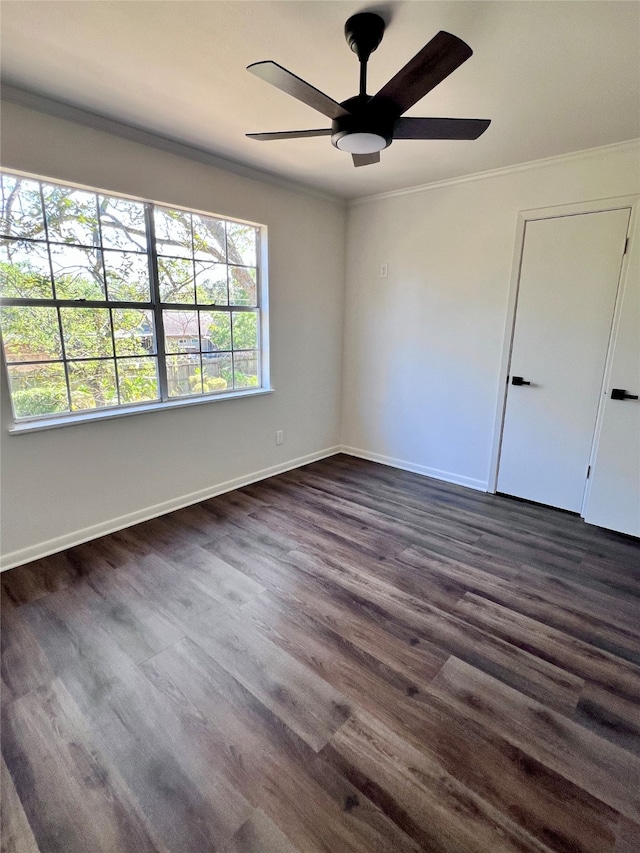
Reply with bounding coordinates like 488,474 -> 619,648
487,195 -> 639,506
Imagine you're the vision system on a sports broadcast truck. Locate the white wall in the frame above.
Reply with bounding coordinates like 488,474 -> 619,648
0,101 -> 346,568
341,144 -> 640,490
2,99 -> 638,568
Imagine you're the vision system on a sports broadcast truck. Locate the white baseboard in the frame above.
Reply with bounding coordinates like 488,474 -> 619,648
340,446 -> 488,492
1,444 -> 487,572
0,446 -> 341,572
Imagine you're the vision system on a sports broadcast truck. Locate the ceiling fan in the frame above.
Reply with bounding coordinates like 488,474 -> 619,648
246,12 -> 491,167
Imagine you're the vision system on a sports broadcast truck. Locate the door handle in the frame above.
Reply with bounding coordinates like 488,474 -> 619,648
611,388 -> 639,401
511,376 -> 531,386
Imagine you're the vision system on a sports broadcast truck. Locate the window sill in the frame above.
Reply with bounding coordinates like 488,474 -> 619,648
8,386 -> 274,434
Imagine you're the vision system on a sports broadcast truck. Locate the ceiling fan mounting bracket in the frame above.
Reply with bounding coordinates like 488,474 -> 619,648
344,13 -> 385,63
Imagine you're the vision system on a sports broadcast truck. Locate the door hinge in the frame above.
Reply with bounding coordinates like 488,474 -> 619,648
624,236 -> 630,254
586,465 -> 591,479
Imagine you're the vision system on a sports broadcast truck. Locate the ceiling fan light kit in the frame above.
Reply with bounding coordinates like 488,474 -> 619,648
334,132 -> 388,154
247,12 -> 491,167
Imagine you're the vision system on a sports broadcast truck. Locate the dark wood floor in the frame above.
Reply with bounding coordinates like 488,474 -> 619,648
2,454 -> 640,853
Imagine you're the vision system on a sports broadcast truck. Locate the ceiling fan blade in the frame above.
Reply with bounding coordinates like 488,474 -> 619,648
352,152 -> 381,167
247,129 -> 332,141
247,61 -> 349,120
393,117 -> 491,140
373,31 -> 473,116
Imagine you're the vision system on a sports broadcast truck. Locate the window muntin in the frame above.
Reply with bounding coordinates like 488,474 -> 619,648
0,173 -> 265,423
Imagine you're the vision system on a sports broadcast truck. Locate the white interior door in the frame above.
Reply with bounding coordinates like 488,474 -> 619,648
497,208 -> 630,512
584,212 -> 639,536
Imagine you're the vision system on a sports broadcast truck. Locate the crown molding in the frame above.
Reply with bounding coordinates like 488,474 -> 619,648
3,84 -> 638,209
0,84 -> 345,206
349,138 -> 640,206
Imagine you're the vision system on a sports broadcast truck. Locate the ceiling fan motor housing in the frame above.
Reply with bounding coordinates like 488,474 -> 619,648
331,95 -> 395,151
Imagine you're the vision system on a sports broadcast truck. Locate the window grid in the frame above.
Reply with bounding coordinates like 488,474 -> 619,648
147,203 -> 168,403
0,174 -> 264,422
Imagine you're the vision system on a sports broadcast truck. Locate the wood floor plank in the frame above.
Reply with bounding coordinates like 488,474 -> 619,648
284,537 -> 466,612
1,551 -> 91,607
243,583 -> 448,687
82,568 -> 186,664
306,457 -> 609,555
1,755 -> 40,853
322,709 -> 553,852
1,673 -> 15,710
576,683 -> 640,755
213,520 -> 295,564
240,593 -> 622,853
456,593 -> 640,703
399,546 -> 640,662
186,612 -> 353,751
217,529 -> 585,714
400,542 -> 640,637
123,513 -> 212,556
613,816 -> 640,852
247,503 -> 406,561
142,637 -> 425,853
76,672 -> 254,853
172,545 -> 265,609
415,528 -> 638,603
427,656 -> 640,821
18,582 -> 253,852
239,589 -> 436,704
1,679 -> 165,853
19,582 -> 143,702
285,548 -> 585,713
400,540 -> 640,632
113,551 -> 231,632
202,488 -> 271,521
60,535 -> 142,573
220,809 -> 301,853
388,688 -> 625,853
164,502 -> 235,540
1,592 -> 53,701
246,475 -> 484,549
206,535 -> 451,685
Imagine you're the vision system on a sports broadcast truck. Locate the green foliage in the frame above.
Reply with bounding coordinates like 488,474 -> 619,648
232,312 -> 258,350
219,366 -> 258,389
189,368 -> 227,394
12,385 -> 68,417
116,360 -> 159,403
234,372 -> 259,389
0,258 -> 52,299
203,312 -> 231,350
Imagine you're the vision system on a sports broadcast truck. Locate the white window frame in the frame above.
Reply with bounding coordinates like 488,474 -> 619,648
0,170 -> 271,434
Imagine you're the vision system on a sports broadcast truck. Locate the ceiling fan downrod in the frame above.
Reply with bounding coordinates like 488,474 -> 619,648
344,12 -> 385,97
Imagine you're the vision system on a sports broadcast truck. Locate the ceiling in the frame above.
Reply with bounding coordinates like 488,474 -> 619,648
1,1 -> 639,200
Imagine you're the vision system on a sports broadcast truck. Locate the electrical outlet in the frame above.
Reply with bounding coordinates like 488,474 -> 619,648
380,263 -> 388,278
276,430 -> 284,446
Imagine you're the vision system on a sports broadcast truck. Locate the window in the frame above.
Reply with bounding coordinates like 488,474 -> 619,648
0,172 -> 267,426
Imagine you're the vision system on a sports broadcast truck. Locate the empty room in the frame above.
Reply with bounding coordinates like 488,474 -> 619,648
1,2 -> 639,851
